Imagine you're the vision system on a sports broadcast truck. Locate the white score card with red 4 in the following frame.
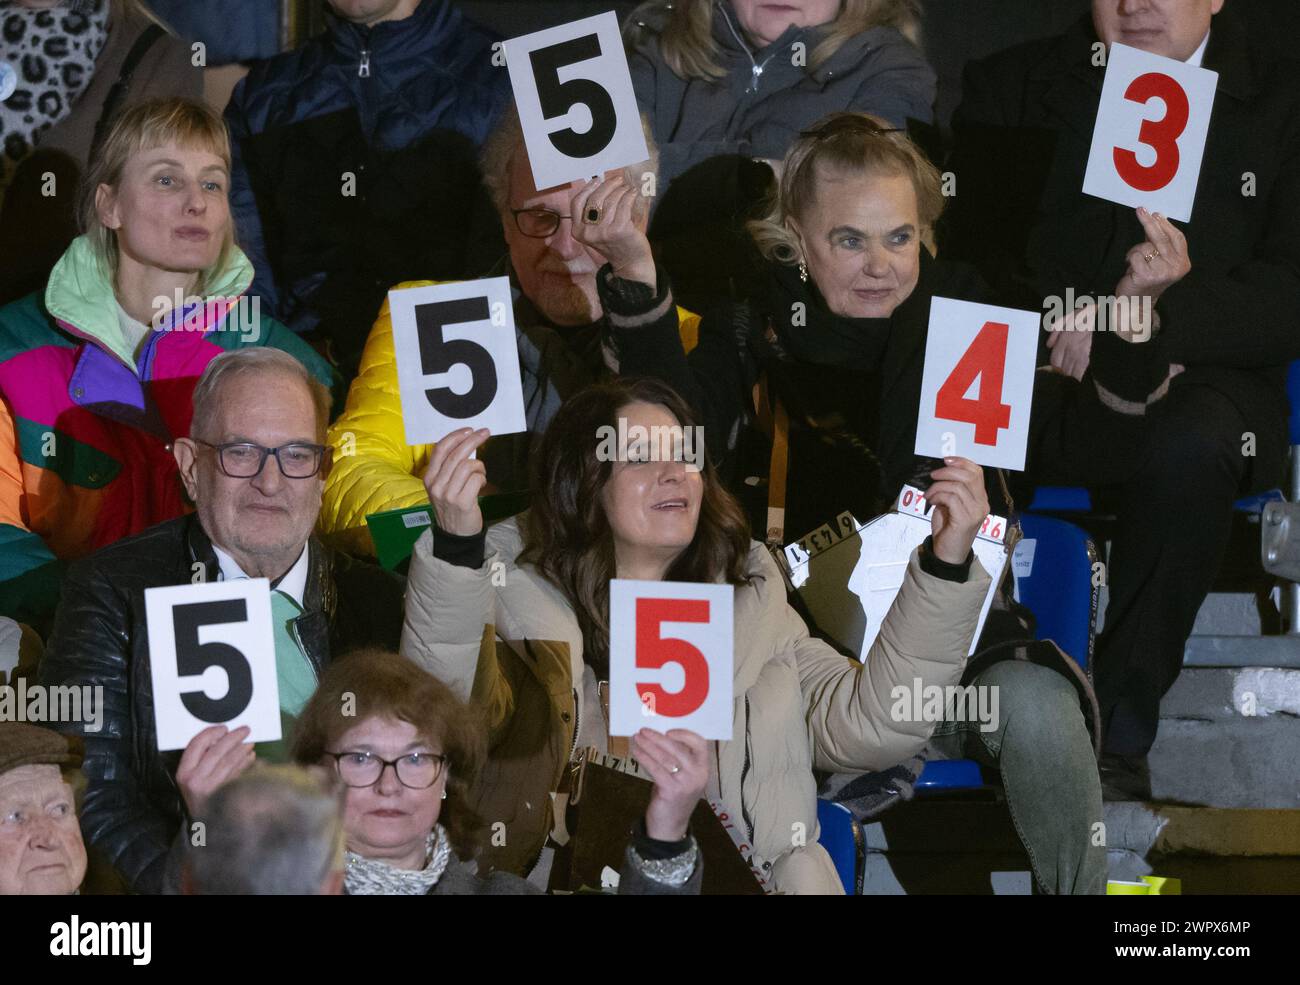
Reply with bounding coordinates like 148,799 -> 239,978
914,297 -> 1039,472
608,580 -> 734,741
502,11 -> 650,190
1083,42 -> 1219,223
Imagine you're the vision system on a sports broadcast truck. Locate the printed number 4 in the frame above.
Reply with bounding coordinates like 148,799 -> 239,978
934,320 -> 1012,446
636,597 -> 709,718
1114,72 -> 1189,193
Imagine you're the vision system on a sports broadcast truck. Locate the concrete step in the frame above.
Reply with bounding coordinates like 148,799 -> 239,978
1160,667 -> 1300,720
1097,589 -> 1300,667
1153,668 -> 1299,808
1183,635 -> 1300,668
1148,717 -> 1300,808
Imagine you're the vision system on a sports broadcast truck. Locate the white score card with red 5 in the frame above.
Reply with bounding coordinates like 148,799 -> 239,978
1083,42 -> 1218,223
914,297 -> 1039,472
608,580 -> 734,741
502,11 -> 650,190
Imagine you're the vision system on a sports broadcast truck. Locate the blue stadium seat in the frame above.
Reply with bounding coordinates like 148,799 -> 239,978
1027,486 -> 1092,512
816,797 -> 862,895
915,513 -> 1098,793
1013,513 -> 1097,670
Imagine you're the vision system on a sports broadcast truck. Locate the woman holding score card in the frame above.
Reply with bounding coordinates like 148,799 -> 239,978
591,113 -> 1186,893
401,376 -> 991,894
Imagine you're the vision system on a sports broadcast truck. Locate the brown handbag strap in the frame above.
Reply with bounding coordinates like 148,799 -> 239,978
766,397 -> 790,547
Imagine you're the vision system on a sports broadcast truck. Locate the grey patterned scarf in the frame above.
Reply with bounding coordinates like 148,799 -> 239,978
344,824 -> 453,896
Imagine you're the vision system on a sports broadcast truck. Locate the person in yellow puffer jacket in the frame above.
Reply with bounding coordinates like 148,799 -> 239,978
320,106 -> 700,555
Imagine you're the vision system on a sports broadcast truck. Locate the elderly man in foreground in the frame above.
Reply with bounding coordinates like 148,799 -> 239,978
41,348 -> 404,894
0,722 -> 88,895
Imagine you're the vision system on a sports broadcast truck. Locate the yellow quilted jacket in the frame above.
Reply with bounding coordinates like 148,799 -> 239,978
320,280 -> 701,555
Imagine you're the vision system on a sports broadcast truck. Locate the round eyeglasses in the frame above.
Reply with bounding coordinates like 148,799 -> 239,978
511,207 -> 573,239
197,440 -> 328,479
325,751 -> 447,789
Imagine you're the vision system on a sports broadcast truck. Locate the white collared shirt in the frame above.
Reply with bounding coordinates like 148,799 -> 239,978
1186,30 -> 1210,68
212,542 -> 309,609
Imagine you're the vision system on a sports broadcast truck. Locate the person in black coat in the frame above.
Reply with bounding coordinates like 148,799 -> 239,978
39,348 -> 405,894
224,0 -> 511,379
942,0 -> 1300,796
575,112 -> 1166,892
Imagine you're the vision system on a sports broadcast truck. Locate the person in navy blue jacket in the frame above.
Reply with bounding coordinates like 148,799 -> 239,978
224,0 -> 511,379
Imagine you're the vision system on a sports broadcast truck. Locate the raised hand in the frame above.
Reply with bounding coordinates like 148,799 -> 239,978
926,457 -> 990,566
569,174 -> 657,288
421,427 -> 490,536
632,727 -> 709,842
1115,207 -> 1191,304
176,724 -> 256,817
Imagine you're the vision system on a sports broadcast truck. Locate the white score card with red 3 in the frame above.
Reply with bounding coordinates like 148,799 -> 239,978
1083,42 -> 1219,223
914,297 -> 1039,472
608,580 -> 734,741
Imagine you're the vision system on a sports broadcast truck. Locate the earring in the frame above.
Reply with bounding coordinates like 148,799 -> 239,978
798,260 -> 808,283
441,789 -> 447,800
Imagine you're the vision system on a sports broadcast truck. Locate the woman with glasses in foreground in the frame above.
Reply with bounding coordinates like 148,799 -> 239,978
293,648 -> 703,895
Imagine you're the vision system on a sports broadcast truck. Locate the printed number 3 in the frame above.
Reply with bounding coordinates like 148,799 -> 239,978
636,597 -> 709,718
530,34 -> 617,158
1114,72 -> 1190,192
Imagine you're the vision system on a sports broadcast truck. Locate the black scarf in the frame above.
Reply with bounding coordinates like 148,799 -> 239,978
763,260 -> 893,367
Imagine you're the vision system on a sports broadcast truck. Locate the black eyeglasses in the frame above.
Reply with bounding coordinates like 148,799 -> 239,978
197,440 -> 329,479
325,751 -> 448,789
510,207 -> 572,239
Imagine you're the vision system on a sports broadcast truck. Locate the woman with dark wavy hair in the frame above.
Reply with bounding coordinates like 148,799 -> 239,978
401,376 -> 992,894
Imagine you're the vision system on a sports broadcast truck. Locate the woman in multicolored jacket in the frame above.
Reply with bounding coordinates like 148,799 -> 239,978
0,97 -> 336,630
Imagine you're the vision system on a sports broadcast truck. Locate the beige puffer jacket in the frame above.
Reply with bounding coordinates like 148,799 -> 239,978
401,517 -> 991,894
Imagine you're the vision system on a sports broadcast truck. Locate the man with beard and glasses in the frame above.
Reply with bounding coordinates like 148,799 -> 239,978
319,106 -> 703,556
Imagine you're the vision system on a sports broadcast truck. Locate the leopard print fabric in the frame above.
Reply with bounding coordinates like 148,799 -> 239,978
0,0 -> 109,193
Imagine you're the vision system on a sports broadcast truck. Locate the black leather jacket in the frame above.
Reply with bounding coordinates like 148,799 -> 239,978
40,514 -> 404,894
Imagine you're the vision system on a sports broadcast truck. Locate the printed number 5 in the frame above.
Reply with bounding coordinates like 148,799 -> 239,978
1114,72 -> 1189,192
416,297 -> 498,419
173,600 -> 254,723
530,34 -> 617,158
636,598 -> 709,718
934,320 -> 1012,446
